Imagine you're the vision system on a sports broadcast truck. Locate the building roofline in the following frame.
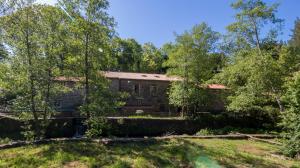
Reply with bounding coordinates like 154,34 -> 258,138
54,71 -> 227,90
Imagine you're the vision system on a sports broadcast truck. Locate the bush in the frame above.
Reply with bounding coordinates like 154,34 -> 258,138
0,137 -> 10,145
282,133 -> 300,158
280,72 -> 300,157
196,128 -> 214,136
132,157 -> 156,168
109,160 -> 131,168
84,117 -> 108,138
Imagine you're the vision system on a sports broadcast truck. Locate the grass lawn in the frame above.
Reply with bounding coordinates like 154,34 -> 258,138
0,139 -> 299,168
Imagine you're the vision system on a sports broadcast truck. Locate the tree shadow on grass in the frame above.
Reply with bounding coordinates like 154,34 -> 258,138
5,139 -> 291,168
183,140 -> 289,168
38,139 -> 204,167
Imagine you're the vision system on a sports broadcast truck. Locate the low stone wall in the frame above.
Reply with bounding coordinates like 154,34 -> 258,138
105,114 -> 268,136
0,117 -> 75,139
0,113 -> 274,138
0,117 -> 23,139
45,118 -> 76,138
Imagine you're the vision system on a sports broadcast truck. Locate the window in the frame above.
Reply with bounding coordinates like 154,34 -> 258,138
54,99 -> 62,108
137,99 -> 142,106
133,84 -> 140,96
150,85 -> 157,96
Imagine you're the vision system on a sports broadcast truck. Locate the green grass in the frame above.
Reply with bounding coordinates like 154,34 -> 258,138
0,139 -> 299,168
125,115 -> 183,120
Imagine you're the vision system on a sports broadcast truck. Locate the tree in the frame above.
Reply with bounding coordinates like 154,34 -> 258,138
112,38 -> 143,72
213,0 -> 286,116
58,0 -> 114,116
227,0 -> 283,52
280,71 -> 300,157
290,18 -> 300,48
0,1 -> 46,139
1,1 -> 58,139
38,5 -> 72,121
58,0 -> 123,137
0,2 -> 70,139
165,23 -> 219,116
140,42 -> 164,73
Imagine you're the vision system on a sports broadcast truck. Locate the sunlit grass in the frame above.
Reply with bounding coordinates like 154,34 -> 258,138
0,139 -> 299,168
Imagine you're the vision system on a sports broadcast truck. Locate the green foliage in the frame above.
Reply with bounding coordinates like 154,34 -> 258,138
215,50 -> 280,111
140,42 -> 165,73
213,0 -> 291,118
227,0 -> 283,50
0,3 -> 72,139
0,0 -> 126,139
0,43 -> 8,61
165,22 -> 221,116
196,126 -> 272,136
58,0 -> 117,135
0,137 -> 10,145
290,18 -> 300,48
168,82 -> 211,115
165,22 -> 219,79
280,71 -> 300,157
196,128 -> 214,136
84,117 -> 107,138
109,160 -> 131,168
112,38 -> 143,72
112,39 -> 166,73
81,75 -> 126,138
132,156 -> 156,168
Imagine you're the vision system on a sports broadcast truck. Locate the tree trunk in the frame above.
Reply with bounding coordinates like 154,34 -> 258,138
25,9 -> 39,138
250,16 -> 262,53
44,68 -> 51,120
271,86 -> 284,112
84,33 -> 90,119
182,55 -> 189,117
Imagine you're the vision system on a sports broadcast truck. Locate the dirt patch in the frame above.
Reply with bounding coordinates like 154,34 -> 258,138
237,144 -> 267,156
63,161 -> 88,168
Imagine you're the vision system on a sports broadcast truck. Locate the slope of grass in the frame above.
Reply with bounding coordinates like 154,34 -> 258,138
0,139 -> 299,168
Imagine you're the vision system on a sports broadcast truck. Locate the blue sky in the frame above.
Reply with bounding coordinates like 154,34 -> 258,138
37,0 -> 299,47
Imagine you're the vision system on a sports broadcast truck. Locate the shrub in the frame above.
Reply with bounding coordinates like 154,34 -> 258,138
109,160 -> 131,168
84,117 -> 108,138
280,72 -> 300,157
196,128 -> 214,136
132,157 -> 156,168
0,137 -> 10,145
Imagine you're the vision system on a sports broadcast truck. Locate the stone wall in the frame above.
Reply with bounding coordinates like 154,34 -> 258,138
0,113 -> 274,138
55,81 -> 83,113
118,79 -> 171,113
56,78 -> 226,115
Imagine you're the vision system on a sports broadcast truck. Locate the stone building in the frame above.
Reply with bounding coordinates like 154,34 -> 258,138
55,71 -> 226,116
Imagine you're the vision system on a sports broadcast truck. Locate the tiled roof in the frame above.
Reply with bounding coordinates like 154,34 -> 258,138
54,71 -> 227,89
102,71 -> 181,81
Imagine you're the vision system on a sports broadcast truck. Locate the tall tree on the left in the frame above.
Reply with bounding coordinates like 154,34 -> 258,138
0,1 -> 69,140
0,0 -> 43,139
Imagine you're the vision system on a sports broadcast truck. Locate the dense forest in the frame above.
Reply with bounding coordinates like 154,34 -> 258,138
0,0 -> 299,157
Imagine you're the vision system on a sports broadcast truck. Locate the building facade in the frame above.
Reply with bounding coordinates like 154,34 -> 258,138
55,71 -> 226,116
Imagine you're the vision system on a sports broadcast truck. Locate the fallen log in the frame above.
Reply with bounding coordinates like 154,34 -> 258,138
236,133 -> 282,145
0,134 -> 280,150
